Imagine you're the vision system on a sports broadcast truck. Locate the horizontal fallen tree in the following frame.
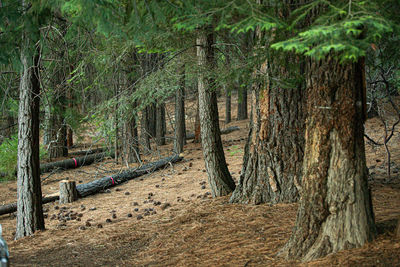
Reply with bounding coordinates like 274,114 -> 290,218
165,126 -> 240,140
40,151 -> 114,174
0,155 -> 183,216
69,148 -> 105,157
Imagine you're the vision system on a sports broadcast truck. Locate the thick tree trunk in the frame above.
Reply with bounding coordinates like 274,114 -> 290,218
156,103 -> 166,146
16,30 -> 45,239
230,54 -> 305,204
174,63 -> 186,153
279,57 -> 376,261
196,30 -> 235,197
237,85 -> 248,120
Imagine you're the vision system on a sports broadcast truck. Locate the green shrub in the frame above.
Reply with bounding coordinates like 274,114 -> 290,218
0,135 -> 47,182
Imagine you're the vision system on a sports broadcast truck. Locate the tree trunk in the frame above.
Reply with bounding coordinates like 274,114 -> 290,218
66,86 -> 73,148
16,26 -> 45,239
230,54 -> 305,204
225,84 -> 231,124
141,108 -> 151,152
174,63 -> 186,153
193,96 -> 201,143
123,115 -> 140,163
279,57 -> 376,261
147,103 -> 157,138
196,30 -> 235,197
237,84 -> 248,120
156,102 -> 166,146
48,103 -> 67,158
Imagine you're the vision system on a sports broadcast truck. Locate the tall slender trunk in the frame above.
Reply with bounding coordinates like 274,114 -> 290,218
279,56 -> 376,261
197,29 -> 235,197
237,85 -> 248,120
225,84 -> 231,124
174,62 -> 186,153
156,102 -> 166,146
193,94 -> 201,143
141,108 -> 151,152
66,85 -> 73,148
16,25 -> 45,239
147,103 -> 157,138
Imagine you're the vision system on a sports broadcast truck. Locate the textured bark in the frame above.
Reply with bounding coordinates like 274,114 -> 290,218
237,86 -> 248,120
279,57 -> 376,261
197,30 -> 235,197
156,103 -> 166,146
59,180 -> 78,204
16,23 -> 45,239
230,54 -> 305,204
174,62 -> 186,153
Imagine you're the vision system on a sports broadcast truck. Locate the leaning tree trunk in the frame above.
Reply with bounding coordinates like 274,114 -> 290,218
230,52 -> 305,204
174,62 -> 186,153
16,27 -> 45,239
197,29 -> 235,197
279,56 -> 376,261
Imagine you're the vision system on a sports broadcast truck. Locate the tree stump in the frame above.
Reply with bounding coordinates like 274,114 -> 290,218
59,180 -> 78,204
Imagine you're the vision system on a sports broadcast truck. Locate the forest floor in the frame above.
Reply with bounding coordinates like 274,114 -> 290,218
0,95 -> 400,266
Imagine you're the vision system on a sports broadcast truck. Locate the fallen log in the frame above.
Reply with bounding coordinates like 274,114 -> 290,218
165,126 -> 240,140
69,148 -> 105,157
40,151 -> 114,174
186,126 -> 239,140
0,155 -> 183,216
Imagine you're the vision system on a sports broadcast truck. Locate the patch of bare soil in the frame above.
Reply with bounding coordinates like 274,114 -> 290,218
0,94 -> 400,266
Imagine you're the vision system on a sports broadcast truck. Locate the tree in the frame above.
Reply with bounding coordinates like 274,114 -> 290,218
197,29 -> 236,197
230,52 -> 305,204
278,55 -> 376,262
270,0 -> 393,260
230,1 -> 306,204
174,61 -> 186,153
15,0 -> 45,239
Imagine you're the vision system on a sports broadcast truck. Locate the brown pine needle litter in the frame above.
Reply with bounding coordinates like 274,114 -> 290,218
1,98 -> 400,266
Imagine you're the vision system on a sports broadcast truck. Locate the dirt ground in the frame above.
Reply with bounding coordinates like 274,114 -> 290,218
0,94 -> 400,266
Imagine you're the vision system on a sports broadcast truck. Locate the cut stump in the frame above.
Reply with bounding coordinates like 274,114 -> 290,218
59,180 -> 78,204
